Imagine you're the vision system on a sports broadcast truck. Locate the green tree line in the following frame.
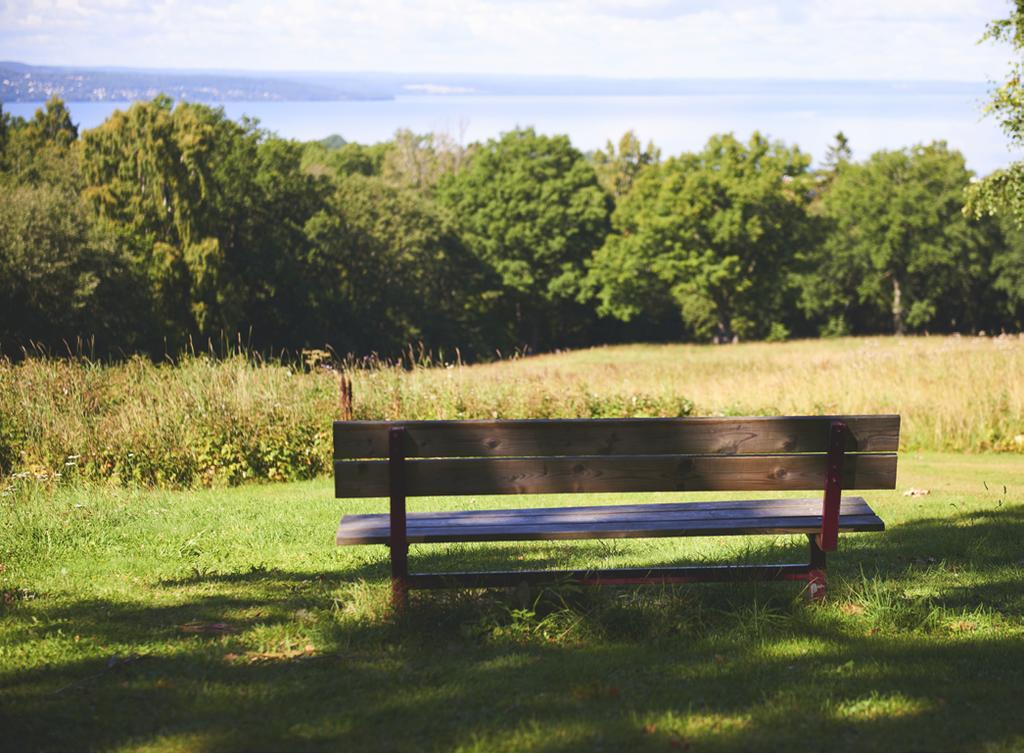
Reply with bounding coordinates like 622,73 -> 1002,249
2,94 -> 1023,361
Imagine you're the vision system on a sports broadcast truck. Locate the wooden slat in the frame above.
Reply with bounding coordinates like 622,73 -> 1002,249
340,496 -> 877,522
333,416 -> 900,459
338,498 -> 876,534
334,452 -> 897,498
335,496 -> 884,545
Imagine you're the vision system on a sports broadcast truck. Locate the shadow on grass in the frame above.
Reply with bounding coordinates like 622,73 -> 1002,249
158,536 -> 821,589
3,509 -> 1023,751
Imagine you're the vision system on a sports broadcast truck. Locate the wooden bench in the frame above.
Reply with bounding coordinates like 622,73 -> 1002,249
333,415 -> 900,608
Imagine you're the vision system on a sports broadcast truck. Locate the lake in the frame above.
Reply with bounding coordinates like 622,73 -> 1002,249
6,85 -> 1020,174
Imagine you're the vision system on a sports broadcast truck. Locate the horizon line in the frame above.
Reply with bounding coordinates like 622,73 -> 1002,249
0,60 -> 994,86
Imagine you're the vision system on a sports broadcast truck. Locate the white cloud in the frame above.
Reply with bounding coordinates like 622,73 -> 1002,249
0,0 -> 1015,79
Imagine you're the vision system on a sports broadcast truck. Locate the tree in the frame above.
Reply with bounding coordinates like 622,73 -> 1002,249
22,95 -> 78,150
81,96 -> 233,344
822,131 -> 853,172
80,98 -> 329,349
965,1 -> 1024,222
380,129 -> 469,191
211,134 -> 330,347
438,128 -> 611,349
802,142 -> 997,335
305,173 -> 497,355
590,130 -> 660,198
0,103 -> 10,168
302,138 -> 391,179
588,132 -> 814,342
2,96 -> 80,185
992,214 -> 1024,329
0,174 -> 148,353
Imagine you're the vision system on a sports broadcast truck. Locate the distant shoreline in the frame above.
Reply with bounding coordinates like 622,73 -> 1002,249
5,91 -> 1017,175
1,60 -> 991,105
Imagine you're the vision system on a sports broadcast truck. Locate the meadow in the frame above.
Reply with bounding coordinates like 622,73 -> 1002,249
2,336 -> 1024,751
2,335 -> 1023,487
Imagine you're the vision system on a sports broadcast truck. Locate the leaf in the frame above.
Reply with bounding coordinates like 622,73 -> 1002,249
224,645 -> 316,664
178,621 -> 241,635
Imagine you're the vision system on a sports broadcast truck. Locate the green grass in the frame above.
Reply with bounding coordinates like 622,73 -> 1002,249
2,452 -> 1023,752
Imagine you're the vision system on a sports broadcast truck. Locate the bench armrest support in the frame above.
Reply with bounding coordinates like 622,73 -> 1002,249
817,420 -> 847,552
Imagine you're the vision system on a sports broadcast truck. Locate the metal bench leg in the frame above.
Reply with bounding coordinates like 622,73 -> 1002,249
807,534 -> 827,602
389,427 -> 409,612
391,544 -> 409,611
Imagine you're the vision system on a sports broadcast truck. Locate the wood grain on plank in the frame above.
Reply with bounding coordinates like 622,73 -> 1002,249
333,415 -> 900,459
335,497 -> 884,544
333,452 -> 898,498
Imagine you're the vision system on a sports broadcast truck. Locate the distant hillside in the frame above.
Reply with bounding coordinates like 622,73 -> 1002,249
0,61 -> 387,102
2,61 -> 990,104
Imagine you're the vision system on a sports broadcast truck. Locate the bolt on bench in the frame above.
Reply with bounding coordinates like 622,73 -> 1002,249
333,416 -> 900,608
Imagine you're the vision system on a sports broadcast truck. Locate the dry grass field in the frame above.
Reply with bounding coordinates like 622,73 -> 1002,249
2,336 -> 1022,488
358,335 -> 1024,452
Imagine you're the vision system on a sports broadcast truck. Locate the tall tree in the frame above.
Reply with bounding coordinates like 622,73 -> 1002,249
588,132 -> 814,342
306,173 -> 497,356
803,142 -> 997,335
438,128 -> 611,349
81,98 -> 328,348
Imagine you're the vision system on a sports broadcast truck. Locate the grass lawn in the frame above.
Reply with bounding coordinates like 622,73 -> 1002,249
2,451 -> 1023,752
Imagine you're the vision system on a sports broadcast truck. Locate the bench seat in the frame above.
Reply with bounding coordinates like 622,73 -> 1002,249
336,496 -> 884,545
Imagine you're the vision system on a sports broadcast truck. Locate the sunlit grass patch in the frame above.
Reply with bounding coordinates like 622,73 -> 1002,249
831,691 -> 932,721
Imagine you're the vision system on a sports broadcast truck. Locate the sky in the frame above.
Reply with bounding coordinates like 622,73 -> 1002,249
0,0 -> 1017,80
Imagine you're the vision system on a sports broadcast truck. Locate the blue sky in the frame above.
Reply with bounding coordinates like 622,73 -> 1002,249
0,0 -> 1016,80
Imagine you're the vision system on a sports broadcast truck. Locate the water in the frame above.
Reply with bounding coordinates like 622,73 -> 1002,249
5,85 -> 1020,174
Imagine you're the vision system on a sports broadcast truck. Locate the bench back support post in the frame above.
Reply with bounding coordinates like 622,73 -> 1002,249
389,426 -> 409,610
817,420 -> 847,552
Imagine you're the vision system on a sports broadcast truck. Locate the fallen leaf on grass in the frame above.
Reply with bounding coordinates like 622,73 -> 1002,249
947,620 -> 977,633
224,645 -> 316,663
903,488 -> 930,497
179,621 -> 241,635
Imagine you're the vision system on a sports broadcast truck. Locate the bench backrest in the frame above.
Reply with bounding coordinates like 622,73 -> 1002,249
333,416 -> 899,498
